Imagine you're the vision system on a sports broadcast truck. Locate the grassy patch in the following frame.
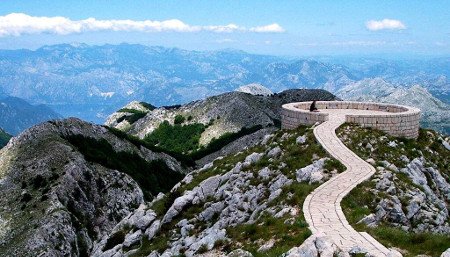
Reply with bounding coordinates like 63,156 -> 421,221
366,226 -> 450,257
117,108 -> 148,124
226,214 -> 312,257
144,121 -> 206,154
106,127 -> 194,166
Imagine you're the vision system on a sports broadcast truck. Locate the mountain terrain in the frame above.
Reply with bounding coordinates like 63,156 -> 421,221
235,83 -> 273,96
0,118 -> 187,256
338,124 -> 450,257
0,89 -> 449,256
1,44 -> 448,125
336,78 -> 450,135
0,44 -> 352,122
0,96 -> 62,135
105,89 -> 338,147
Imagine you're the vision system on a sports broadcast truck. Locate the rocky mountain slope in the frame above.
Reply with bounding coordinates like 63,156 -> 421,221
338,124 -> 450,257
106,89 -> 339,145
88,124 -> 449,257
90,125 -> 349,257
0,96 -> 61,135
0,118 -> 187,256
235,83 -> 273,96
0,128 -> 11,148
336,78 -> 450,134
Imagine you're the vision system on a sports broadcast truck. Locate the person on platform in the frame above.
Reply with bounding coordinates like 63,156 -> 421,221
309,100 -> 319,112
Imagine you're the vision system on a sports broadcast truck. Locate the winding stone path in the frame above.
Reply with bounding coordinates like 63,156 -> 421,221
303,109 -> 391,257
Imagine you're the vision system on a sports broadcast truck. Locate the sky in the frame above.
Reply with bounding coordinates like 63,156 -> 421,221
0,0 -> 449,56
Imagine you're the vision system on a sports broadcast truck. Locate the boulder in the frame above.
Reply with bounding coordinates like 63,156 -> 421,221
441,248 -> 450,257
243,152 -> 264,167
267,146 -> 282,158
296,158 -> 327,184
296,135 -> 307,144
228,249 -> 253,257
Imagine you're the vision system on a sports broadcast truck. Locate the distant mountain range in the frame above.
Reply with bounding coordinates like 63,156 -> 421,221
0,96 -> 61,135
0,44 -> 448,134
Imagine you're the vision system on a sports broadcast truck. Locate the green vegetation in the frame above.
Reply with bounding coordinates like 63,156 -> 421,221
144,121 -> 206,154
129,125 -> 346,256
139,102 -> 156,111
143,119 -> 265,161
338,124 -> 450,257
0,128 -> 12,148
174,114 -> 186,124
64,134 -> 184,200
106,126 -> 194,166
117,108 -> 148,124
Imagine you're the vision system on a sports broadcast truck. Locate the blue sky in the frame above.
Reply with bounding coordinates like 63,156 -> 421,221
0,0 -> 449,56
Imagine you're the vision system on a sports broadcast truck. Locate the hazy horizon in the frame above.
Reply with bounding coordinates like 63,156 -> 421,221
0,1 -> 449,56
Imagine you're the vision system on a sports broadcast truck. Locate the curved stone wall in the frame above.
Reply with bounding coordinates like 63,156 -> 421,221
281,101 -> 421,138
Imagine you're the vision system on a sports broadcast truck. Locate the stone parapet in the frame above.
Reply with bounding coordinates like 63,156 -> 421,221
281,101 -> 421,139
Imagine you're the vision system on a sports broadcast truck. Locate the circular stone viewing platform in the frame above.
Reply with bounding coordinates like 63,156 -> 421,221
282,101 -> 421,138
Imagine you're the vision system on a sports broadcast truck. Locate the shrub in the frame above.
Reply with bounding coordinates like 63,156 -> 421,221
174,115 -> 186,124
117,109 -> 148,124
144,121 -> 205,154
106,126 -> 194,166
103,230 -> 127,251
197,244 -> 208,254
139,102 -> 156,111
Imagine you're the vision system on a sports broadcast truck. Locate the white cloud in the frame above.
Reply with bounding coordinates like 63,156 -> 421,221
366,19 -> 406,31
250,23 -> 285,33
0,13 -> 285,36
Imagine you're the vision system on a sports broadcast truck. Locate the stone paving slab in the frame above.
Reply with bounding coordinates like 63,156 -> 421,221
303,109 -> 391,257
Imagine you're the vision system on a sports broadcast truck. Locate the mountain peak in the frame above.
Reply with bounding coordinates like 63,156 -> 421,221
235,83 -> 273,96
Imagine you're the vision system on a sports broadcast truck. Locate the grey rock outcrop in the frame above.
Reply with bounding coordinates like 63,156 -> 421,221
441,248 -> 450,257
296,158 -> 329,184
106,89 -> 339,145
0,118 -> 186,256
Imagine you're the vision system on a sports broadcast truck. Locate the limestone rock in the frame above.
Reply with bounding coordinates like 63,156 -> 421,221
296,135 -> 307,144
227,249 -> 253,257
243,152 -> 264,167
441,248 -> 450,257
296,158 -> 327,184
267,146 -> 282,158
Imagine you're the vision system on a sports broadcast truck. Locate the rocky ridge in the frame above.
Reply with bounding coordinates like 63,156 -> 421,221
91,125 -> 351,257
0,118 -> 187,256
106,89 -> 339,145
235,83 -> 273,96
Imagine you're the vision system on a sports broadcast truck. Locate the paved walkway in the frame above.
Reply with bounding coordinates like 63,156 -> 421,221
303,109 -> 391,256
